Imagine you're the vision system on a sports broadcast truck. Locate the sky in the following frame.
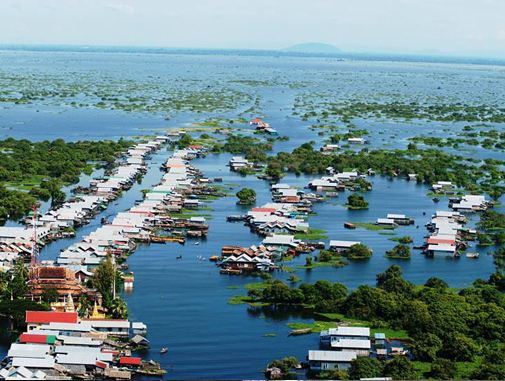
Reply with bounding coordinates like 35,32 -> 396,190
1,0 -> 505,58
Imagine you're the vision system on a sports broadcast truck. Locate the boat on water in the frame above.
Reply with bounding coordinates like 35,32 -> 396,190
288,328 -> 312,336
160,348 -> 168,354
209,255 -> 220,261
194,242 -> 200,246
433,197 -> 440,203
344,222 -> 356,229
466,252 -> 479,258
176,255 -> 182,259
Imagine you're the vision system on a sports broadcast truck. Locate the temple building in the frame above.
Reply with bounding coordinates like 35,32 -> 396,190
26,266 -> 99,311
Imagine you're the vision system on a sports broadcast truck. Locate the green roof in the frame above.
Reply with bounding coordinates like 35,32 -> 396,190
46,335 -> 56,344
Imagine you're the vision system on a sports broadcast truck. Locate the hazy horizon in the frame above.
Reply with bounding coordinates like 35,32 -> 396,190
1,0 -> 505,59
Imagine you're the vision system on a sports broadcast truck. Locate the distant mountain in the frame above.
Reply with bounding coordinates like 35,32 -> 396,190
282,43 -> 342,54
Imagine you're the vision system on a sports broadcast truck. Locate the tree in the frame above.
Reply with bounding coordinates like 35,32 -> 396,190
430,358 -> 458,380
0,299 -> 49,330
78,295 -> 91,318
347,244 -> 372,259
177,134 -> 194,148
410,333 -> 442,361
236,188 -> 257,205
386,244 -> 411,258
349,357 -> 383,380
110,296 -> 129,319
325,369 -> 349,380
382,357 -> 418,380
347,193 -> 369,209
318,250 -> 333,262
471,352 -> 505,380
90,255 -> 122,308
424,277 -> 448,289
8,259 -> 29,299
440,332 -> 480,361
305,256 -> 313,267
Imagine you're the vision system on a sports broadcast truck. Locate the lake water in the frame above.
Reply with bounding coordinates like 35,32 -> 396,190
0,48 -> 503,379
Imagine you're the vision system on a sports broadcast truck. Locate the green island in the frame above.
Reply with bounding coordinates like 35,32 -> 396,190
0,138 -> 133,219
257,264 -> 505,380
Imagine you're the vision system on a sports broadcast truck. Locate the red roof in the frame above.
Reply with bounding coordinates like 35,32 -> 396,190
95,361 -> 108,369
252,208 -> 276,213
119,357 -> 142,366
19,333 -> 48,344
26,311 -> 78,324
426,238 -> 455,245
252,118 -> 262,123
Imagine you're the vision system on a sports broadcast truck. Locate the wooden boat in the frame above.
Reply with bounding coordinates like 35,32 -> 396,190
466,252 -> 479,258
176,255 -> 182,259
219,268 -> 242,275
209,255 -> 220,261
288,328 -> 312,336
151,236 -> 185,244
433,197 -> 440,203
160,348 -> 168,354
344,222 -> 356,229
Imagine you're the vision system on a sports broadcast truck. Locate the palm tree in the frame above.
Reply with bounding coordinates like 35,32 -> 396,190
110,297 -> 129,319
78,295 -> 91,318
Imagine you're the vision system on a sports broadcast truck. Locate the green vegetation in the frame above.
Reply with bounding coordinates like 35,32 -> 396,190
298,251 -> 349,269
0,259 -> 49,330
353,222 -> 397,231
385,244 -> 411,259
262,333 -> 277,337
246,143 -> 505,198
389,236 -> 414,244
266,357 -> 300,379
478,210 -> 505,231
0,138 -> 133,219
346,193 -> 369,209
250,263 -> 505,379
88,255 -> 125,317
344,244 -> 373,259
287,320 -> 335,333
293,228 -> 328,240
236,188 -> 257,205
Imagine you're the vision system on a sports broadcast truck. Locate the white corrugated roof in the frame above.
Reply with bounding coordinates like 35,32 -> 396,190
308,350 -> 357,362
331,339 -> 371,349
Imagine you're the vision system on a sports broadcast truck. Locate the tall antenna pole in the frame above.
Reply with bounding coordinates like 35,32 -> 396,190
31,205 -> 39,267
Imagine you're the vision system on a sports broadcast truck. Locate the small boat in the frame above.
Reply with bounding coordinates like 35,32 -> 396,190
176,255 -> 182,259
194,242 -> 200,246
433,197 -> 440,203
344,222 -> 356,229
288,328 -> 312,336
466,252 -> 479,258
209,256 -> 220,261
160,348 -> 168,354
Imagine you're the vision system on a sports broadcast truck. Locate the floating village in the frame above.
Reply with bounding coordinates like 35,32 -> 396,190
0,132 -> 227,379
0,114 -> 500,379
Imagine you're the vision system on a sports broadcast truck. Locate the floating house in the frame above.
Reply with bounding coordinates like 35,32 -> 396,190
328,240 -> 361,253
307,350 -> 357,372
348,137 -> 365,144
331,338 -> 371,356
229,156 -> 253,172
320,326 -> 370,344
